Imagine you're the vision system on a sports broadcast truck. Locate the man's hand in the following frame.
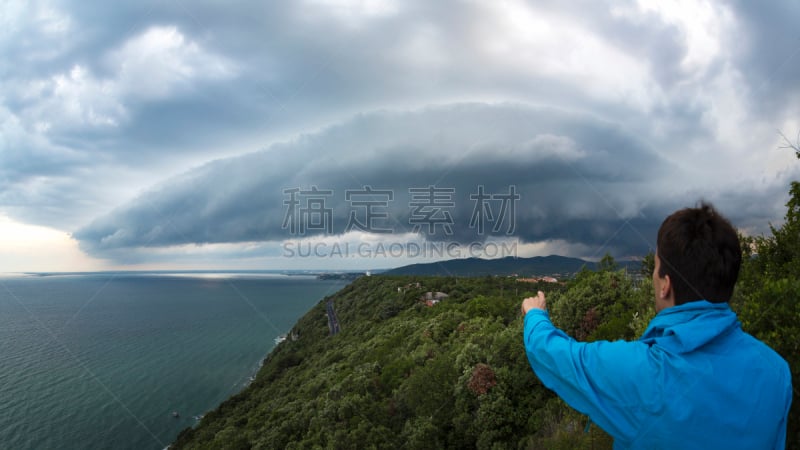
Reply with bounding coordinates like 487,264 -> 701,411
521,291 -> 547,315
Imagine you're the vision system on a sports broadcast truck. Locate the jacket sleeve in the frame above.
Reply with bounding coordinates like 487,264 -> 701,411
523,309 -> 661,442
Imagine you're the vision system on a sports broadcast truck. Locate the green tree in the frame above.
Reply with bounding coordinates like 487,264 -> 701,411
640,251 -> 655,278
598,252 -> 618,272
549,269 -> 637,341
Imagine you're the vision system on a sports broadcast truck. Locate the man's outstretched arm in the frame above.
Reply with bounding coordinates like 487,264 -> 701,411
521,292 -> 658,443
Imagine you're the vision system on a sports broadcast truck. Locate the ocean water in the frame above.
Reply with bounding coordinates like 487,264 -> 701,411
0,273 -> 347,450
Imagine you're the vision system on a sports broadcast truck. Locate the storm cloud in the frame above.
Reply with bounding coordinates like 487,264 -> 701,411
2,0 -> 799,268
74,102 -> 773,262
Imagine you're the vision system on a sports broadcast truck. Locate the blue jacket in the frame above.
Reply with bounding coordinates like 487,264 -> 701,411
523,301 -> 792,449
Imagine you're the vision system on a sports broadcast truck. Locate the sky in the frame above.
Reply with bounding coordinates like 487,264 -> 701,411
1,0 -> 799,272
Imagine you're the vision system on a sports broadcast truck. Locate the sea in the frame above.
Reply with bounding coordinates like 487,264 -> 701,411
0,272 -> 348,450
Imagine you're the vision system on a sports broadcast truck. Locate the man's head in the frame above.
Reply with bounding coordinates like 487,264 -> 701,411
654,202 -> 741,309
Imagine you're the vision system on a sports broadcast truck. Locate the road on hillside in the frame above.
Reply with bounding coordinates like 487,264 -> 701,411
326,299 -> 341,335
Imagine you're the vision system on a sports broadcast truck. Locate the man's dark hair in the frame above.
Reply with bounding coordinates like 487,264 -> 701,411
656,202 -> 742,304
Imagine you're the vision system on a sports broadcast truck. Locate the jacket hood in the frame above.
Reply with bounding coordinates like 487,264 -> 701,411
640,301 -> 740,354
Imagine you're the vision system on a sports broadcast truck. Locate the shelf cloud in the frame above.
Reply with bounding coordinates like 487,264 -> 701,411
1,0 -> 798,268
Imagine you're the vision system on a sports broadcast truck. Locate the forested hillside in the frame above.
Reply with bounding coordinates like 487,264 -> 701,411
174,155 -> 799,449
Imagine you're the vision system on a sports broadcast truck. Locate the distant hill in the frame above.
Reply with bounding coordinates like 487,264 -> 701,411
384,255 -> 594,277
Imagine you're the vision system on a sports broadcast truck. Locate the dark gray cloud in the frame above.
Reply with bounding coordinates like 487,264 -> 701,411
2,0 -> 799,267
73,103 -> 699,260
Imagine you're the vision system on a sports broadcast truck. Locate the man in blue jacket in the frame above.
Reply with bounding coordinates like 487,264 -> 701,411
521,203 -> 792,449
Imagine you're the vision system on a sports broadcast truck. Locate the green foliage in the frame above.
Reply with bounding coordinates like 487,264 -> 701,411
548,267 -> 640,341
628,277 -> 655,339
597,253 -> 618,272
640,251 -> 655,278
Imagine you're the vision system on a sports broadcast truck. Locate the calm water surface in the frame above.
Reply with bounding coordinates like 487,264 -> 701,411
0,273 -> 346,449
